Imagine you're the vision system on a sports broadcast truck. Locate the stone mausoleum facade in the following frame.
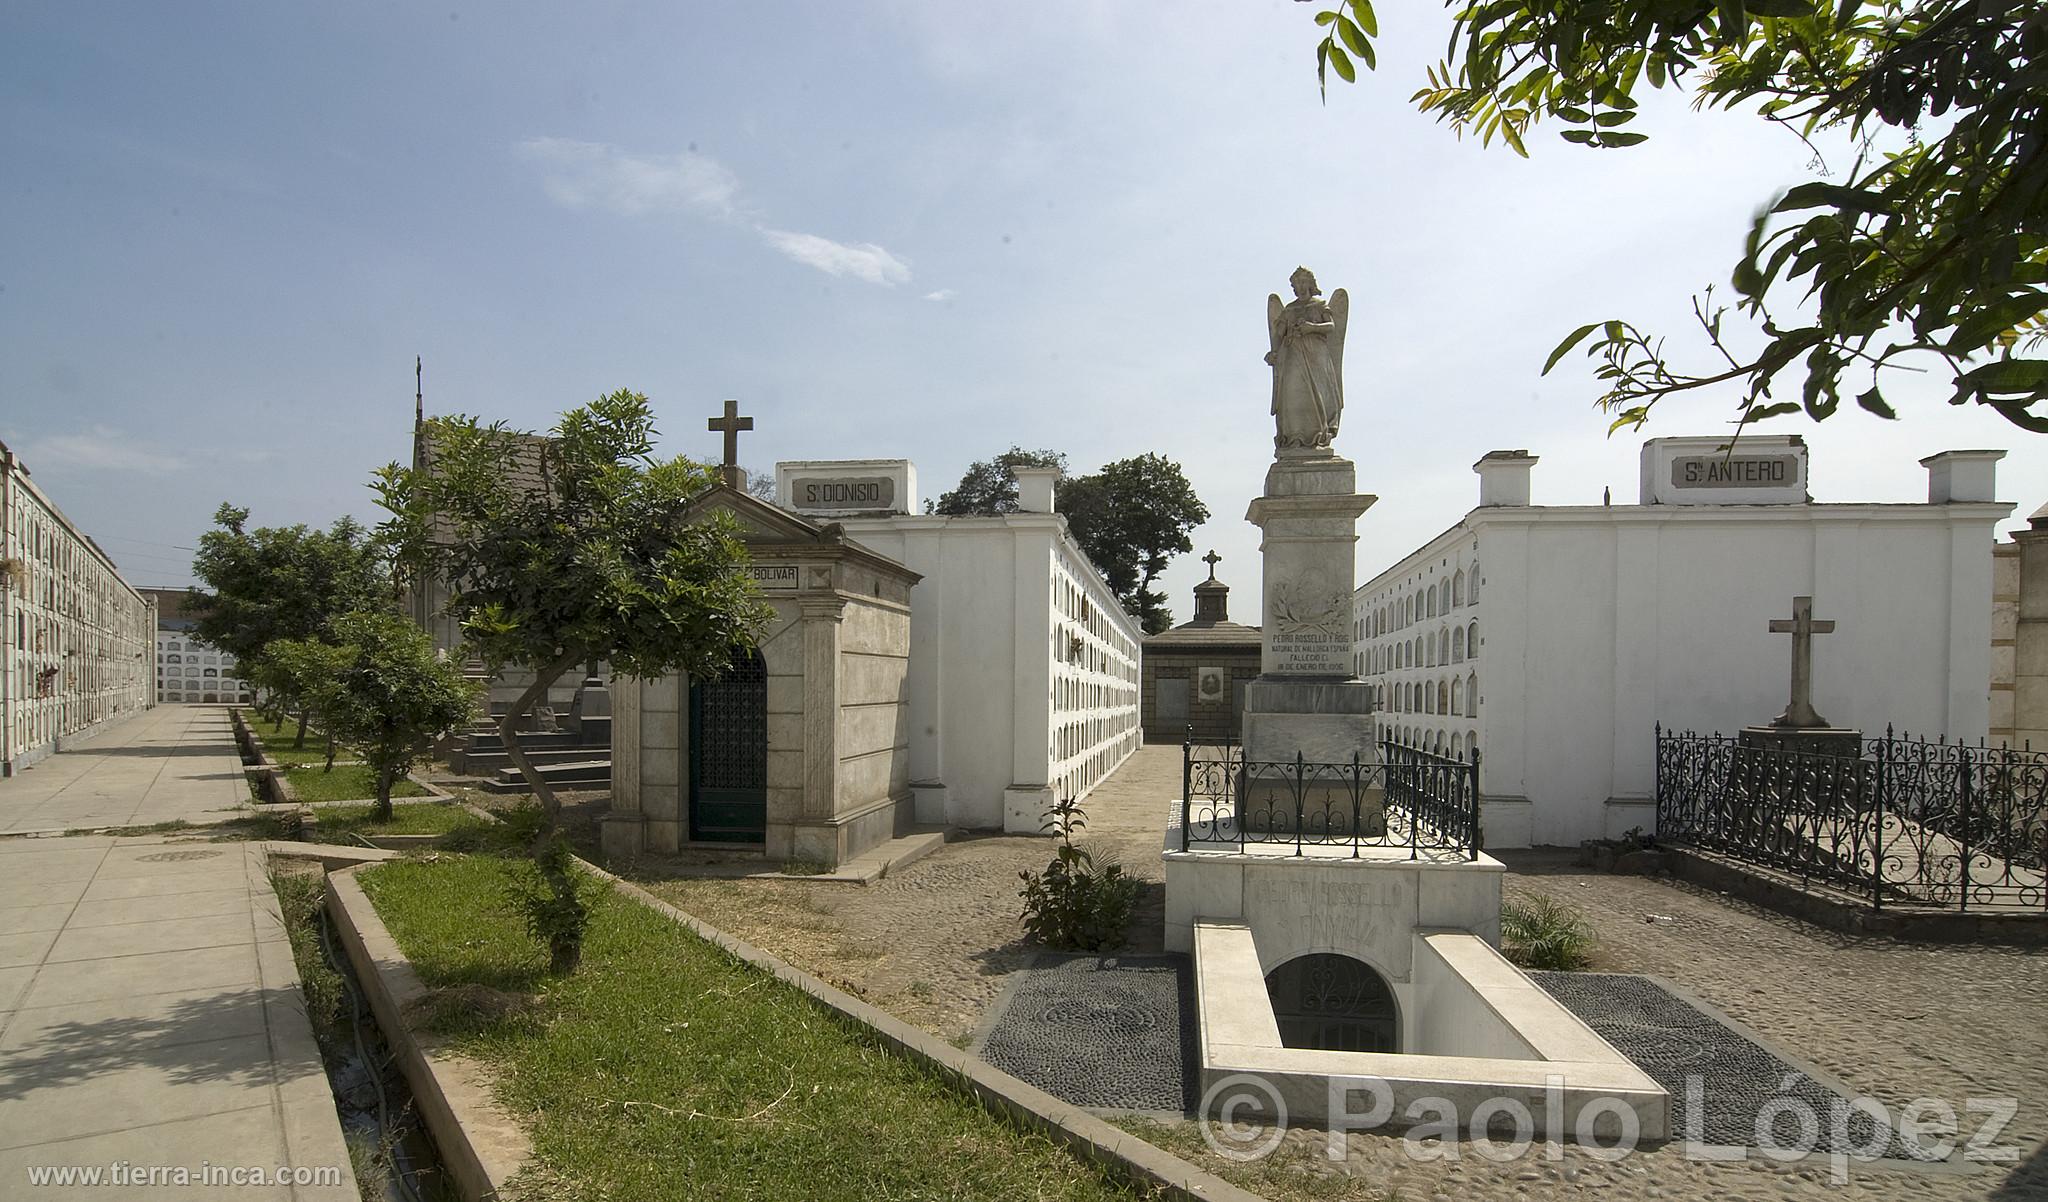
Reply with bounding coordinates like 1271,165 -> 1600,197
1353,435 -> 2013,848
607,457 -> 1142,867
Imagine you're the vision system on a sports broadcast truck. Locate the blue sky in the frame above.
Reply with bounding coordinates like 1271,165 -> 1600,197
5,2 -> 2041,614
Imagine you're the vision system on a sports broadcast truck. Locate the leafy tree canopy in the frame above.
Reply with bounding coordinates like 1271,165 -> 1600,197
1060,454 -> 1210,635
373,389 -> 774,822
933,448 -> 1209,634
1309,0 -> 2047,433
929,447 -> 1068,515
187,506 -> 388,666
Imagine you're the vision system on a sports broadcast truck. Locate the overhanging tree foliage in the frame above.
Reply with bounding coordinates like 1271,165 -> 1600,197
933,448 -> 1209,633
374,390 -> 773,969
187,505 -> 388,746
1309,0 -> 2047,433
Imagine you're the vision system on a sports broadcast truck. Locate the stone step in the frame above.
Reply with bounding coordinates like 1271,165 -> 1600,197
480,759 -> 613,794
453,745 -> 612,774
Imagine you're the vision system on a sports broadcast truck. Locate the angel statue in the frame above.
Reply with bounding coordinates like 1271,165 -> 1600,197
1264,266 -> 1349,450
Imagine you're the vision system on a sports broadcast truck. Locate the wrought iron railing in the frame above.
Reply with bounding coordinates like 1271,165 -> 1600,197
1180,736 -> 1481,858
1655,725 -> 2048,912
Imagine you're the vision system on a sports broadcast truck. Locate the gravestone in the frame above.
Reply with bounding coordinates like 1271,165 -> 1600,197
1739,595 -> 1861,757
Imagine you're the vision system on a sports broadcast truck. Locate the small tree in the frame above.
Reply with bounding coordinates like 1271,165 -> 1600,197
250,639 -> 350,770
277,612 -> 477,821
188,505 -> 388,747
375,390 -> 773,968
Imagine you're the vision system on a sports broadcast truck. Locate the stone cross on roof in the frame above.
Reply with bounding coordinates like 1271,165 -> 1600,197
1768,595 -> 1836,729
707,399 -> 753,490
1202,549 -> 1221,581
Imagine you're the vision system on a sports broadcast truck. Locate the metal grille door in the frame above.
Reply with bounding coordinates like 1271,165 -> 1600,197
688,648 -> 768,843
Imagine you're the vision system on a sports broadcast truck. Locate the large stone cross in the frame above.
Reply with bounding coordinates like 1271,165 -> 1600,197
1202,549 -> 1221,580
1768,596 -> 1835,728
707,399 -> 753,489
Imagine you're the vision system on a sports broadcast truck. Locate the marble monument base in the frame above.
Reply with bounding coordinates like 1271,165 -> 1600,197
1238,675 -> 1383,836
1737,725 -> 1863,758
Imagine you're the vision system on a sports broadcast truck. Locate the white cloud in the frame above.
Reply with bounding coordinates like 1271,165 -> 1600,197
515,136 -> 739,218
517,136 -> 910,287
760,229 -> 911,287
24,427 -> 171,474
922,288 -> 956,301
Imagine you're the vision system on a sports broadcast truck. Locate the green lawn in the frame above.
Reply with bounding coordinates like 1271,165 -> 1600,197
309,803 -> 483,842
283,764 -> 429,803
244,713 -> 339,767
358,856 -> 1138,1202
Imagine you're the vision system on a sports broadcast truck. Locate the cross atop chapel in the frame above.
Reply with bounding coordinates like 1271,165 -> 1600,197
1767,595 -> 1836,729
708,399 -> 753,490
1202,549 -> 1222,581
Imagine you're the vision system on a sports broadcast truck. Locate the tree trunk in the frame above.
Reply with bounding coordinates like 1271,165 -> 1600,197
293,710 -> 309,749
323,734 -> 337,773
373,766 -> 394,823
499,648 -> 586,830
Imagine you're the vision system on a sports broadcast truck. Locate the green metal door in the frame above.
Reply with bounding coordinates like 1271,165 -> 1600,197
687,648 -> 767,843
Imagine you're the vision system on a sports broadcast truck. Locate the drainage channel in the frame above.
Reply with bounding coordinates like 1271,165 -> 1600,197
307,886 -> 452,1202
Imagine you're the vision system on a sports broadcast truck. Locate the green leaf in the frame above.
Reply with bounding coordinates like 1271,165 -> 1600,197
1328,43 -> 1357,83
1772,182 -> 1895,215
1560,128 -> 1597,144
1352,0 -> 1377,38
1593,109 -> 1636,127
1555,105 -> 1591,123
1748,401 -> 1801,421
1315,9 -> 1339,25
1543,323 -> 1603,375
1338,16 -> 1370,59
1956,358 -> 2048,398
1596,131 -> 1649,147
1855,388 -> 1896,419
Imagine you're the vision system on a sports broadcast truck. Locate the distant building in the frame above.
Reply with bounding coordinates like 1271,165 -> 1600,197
1,440 -> 155,775
1353,436 -> 2010,848
136,588 -> 252,706
1141,558 -> 1261,744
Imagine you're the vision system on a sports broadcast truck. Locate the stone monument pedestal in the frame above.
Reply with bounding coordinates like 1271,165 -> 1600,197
1737,725 -> 1862,758
1239,450 -> 1378,771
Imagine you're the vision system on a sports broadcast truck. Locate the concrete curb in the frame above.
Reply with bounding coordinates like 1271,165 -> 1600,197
325,865 -> 534,1202
576,855 -> 1269,1202
1668,847 -> 2048,945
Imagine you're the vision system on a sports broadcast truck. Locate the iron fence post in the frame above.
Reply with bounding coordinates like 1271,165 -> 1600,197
1470,748 -> 1482,861
1180,732 -> 1192,853
1350,751 -> 1363,859
1958,742 -> 1973,913
1293,751 -> 1306,857
1873,731 -> 1889,912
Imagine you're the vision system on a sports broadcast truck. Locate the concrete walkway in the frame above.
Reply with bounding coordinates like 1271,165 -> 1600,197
0,709 -> 357,1199
0,707 -> 250,835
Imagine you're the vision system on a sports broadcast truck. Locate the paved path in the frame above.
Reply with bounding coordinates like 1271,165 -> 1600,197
0,707 -> 250,835
0,709 -> 357,1200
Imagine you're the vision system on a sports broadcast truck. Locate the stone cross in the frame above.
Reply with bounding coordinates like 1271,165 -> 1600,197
707,399 -> 753,490
1202,549 -> 1221,581
1768,596 -> 1835,728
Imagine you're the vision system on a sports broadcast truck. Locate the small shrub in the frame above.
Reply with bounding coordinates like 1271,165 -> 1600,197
1500,893 -> 1595,971
781,857 -> 831,877
506,836 -> 603,974
1019,798 -> 1137,952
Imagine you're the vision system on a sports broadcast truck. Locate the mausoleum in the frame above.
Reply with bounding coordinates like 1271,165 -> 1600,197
1140,554 -> 1261,744
1353,435 -> 2014,847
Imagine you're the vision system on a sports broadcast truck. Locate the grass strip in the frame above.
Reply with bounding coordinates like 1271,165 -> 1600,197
284,765 -> 429,803
311,803 -> 482,842
358,855 -> 1141,1202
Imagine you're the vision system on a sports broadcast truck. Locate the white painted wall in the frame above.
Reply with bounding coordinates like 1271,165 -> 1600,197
1354,449 -> 2012,848
835,512 -> 1142,833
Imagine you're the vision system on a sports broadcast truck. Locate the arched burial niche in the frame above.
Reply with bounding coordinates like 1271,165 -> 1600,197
1264,953 -> 1399,1053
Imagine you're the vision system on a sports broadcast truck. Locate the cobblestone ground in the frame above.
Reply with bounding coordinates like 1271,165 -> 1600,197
621,747 -> 2047,1201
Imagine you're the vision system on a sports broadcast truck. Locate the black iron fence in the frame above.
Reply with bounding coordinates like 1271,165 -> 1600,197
1655,725 -> 2048,912
1180,737 -> 1481,858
